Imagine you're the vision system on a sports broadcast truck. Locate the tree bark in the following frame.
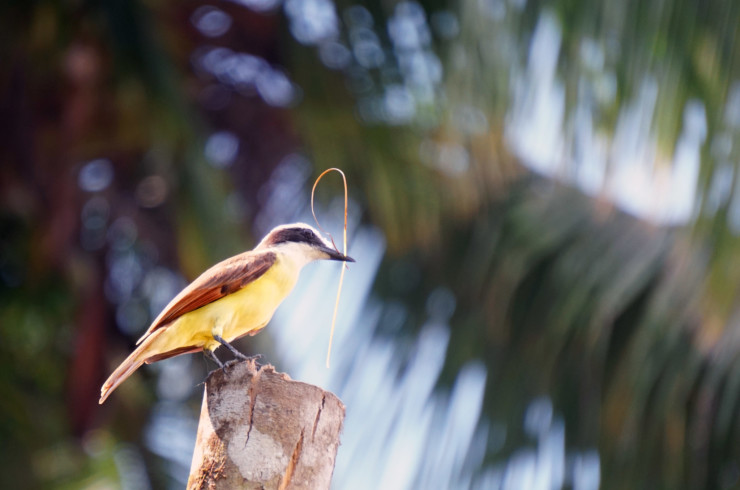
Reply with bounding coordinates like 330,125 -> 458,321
187,359 -> 345,490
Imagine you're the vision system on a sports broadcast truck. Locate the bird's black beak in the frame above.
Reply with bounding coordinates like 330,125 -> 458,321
322,246 -> 355,262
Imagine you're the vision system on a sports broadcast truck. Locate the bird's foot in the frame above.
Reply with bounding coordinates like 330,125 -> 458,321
223,354 -> 263,371
244,353 -> 264,362
213,335 -> 257,360
205,340 -> 264,376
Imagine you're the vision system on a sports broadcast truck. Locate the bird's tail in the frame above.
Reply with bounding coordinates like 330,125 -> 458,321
99,329 -> 202,404
99,333 -> 157,404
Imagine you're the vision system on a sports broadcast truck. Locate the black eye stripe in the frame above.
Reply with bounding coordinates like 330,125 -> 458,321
265,227 -> 324,247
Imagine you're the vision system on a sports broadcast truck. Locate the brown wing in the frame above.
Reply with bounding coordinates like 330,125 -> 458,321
135,250 -> 277,345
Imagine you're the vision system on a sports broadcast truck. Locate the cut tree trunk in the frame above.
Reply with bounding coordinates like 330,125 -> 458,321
187,359 -> 345,490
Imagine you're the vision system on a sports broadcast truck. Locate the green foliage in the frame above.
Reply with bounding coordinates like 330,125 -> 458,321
3,0 -> 740,487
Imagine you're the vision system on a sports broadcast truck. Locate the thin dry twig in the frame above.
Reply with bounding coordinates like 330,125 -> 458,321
311,168 -> 349,368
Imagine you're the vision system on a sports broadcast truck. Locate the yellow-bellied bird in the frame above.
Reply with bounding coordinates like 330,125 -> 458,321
99,223 -> 354,404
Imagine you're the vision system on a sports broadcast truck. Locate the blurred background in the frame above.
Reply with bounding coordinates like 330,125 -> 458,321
2,0 -> 740,488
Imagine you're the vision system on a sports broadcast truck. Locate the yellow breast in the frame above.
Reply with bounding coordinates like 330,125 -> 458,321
155,254 -> 300,352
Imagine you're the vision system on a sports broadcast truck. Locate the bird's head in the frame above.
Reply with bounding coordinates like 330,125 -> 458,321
257,223 -> 355,266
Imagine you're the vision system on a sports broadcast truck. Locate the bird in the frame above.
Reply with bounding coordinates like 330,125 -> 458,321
99,223 -> 354,404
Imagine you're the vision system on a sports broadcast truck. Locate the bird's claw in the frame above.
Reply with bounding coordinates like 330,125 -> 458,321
221,354 -> 263,374
222,359 -> 238,373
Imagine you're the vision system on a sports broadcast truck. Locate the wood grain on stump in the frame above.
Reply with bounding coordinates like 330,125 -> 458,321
187,359 -> 345,490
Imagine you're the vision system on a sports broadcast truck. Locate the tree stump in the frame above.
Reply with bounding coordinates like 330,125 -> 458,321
187,359 -> 345,489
